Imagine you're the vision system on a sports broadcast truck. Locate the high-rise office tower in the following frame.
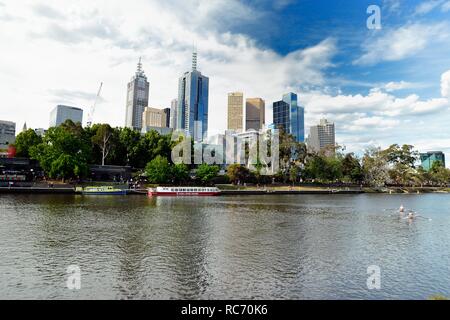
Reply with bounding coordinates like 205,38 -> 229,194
125,58 -> 149,131
273,92 -> 304,142
177,50 -> 209,141
227,92 -> 244,132
170,99 -> 178,129
307,119 -> 335,153
246,98 -> 265,131
142,107 -> 168,128
49,105 -> 83,127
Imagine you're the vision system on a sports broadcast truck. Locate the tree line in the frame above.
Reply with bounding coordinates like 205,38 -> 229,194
13,120 -> 450,186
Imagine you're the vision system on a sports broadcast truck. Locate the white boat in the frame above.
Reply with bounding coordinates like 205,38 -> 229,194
148,186 -> 221,197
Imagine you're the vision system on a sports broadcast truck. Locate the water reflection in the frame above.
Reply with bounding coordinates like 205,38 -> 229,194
1,194 -> 450,299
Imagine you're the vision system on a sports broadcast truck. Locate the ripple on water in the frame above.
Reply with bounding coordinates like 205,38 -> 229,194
1,193 -> 450,299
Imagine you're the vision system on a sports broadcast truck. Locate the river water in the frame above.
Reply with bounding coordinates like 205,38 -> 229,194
1,193 -> 449,300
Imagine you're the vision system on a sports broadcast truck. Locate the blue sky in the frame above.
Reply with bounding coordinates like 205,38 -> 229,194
230,0 -> 449,98
0,0 -> 449,164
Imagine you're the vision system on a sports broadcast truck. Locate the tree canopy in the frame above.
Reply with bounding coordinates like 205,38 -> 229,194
14,129 -> 42,158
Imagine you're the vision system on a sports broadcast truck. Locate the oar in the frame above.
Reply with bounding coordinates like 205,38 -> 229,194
416,215 -> 432,221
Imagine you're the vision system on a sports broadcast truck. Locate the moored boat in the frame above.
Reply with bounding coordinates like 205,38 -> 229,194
81,186 -> 127,195
148,186 -> 221,197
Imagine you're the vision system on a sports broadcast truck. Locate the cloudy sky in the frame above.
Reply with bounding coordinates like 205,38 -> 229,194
1,0 -> 449,165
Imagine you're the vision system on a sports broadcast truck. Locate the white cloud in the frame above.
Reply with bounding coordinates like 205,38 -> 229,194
0,0 -> 336,137
441,70 -> 450,98
343,117 -> 400,132
303,90 -> 448,119
414,0 -> 445,15
354,23 -> 449,65
383,0 -> 402,12
383,81 -> 415,92
301,70 -> 450,142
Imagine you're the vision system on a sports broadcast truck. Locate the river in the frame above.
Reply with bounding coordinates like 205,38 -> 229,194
1,193 -> 449,299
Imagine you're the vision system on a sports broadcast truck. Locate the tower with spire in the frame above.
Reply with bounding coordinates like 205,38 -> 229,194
192,49 -> 197,71
125,57 -> 150,131
176,48 -> 209,141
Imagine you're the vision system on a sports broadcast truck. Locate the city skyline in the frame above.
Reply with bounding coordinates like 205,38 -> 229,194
1,0 -> 450,165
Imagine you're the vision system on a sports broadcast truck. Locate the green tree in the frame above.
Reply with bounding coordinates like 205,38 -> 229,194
137,131 -> 173,168
196,163 -> 220,185
289,165 -> 300,185
29,121 -> 90,181
172,163 -> 190,185
413,166 -> 429,187
429,161 -> 450,186
304,154 -> 325,181
362,147 -> 390,187
227,164 -> 251,185
116,127 -> 142,166
91,124 -> 114,166
277,128 -> 306,181
145,155 -> 172,184
326,156 -> 343,182
382,144 -> 418,168
382,144 -> 419,185
13,129 -> 42,158
342,153 -> 363,183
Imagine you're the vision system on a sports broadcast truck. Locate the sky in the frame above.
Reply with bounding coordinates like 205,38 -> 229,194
0,0 -> 450,165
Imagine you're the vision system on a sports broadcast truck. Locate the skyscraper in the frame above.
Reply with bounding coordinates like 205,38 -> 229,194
273,92 -> 304,142
227,92 -> 243,132
125,58 -> 149,131
177,51 -> 209,141
170,99 -> 178,129
246,98 -> 265,131
307,119 -> 335,153
49,105 -> 83,127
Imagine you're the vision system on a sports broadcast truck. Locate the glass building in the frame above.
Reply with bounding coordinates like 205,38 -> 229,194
125,58 -> 149,131
420,151 -> 446,171
177,51 -> 209,142
49,105 -> 83,128
273,92 -> 304,142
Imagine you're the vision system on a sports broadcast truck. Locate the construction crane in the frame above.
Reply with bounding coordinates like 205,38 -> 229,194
87,82 -> 103,127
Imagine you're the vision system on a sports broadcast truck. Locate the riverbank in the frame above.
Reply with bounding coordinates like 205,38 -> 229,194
1,184 -> 449,195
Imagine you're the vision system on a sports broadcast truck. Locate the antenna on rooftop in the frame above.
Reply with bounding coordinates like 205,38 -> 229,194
192,45 -> 198,71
